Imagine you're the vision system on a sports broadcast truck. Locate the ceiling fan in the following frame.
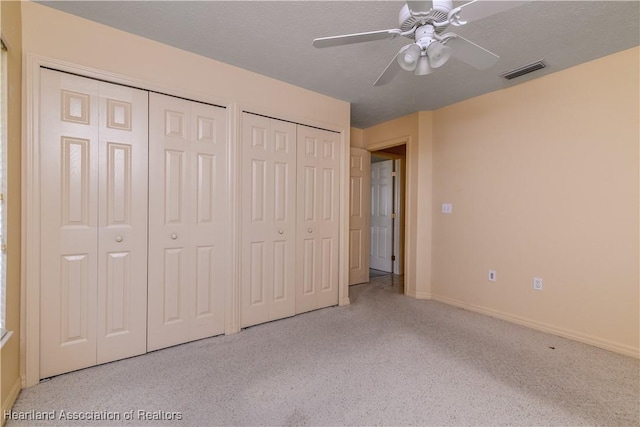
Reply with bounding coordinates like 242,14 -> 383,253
313,0 -> 529,86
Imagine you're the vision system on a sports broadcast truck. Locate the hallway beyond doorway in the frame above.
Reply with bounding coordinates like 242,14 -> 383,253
368,269 -> 404,294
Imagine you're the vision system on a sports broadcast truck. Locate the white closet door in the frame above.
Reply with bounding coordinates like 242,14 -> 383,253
40,69 -> 100,378
148,93 -> 227,351
96,82 -> 149,364
39,70 -> 149,378
349,148 -> 371,285
241,113 -> 297,328
296,125 -> 340,314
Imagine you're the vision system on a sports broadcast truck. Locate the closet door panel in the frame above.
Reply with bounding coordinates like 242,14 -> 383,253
40,69 -> 100,378
188,102 -> 227,341
296,126 -> 340,314
148,94 -> 192,351
96,82 -> 149,364
148,94 -> 227,350
241,114 -> 296,327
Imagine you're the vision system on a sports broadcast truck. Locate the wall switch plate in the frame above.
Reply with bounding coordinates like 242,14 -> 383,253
533,277 -> 543,291
488,270 -> 496,282
442,203 -> 453,214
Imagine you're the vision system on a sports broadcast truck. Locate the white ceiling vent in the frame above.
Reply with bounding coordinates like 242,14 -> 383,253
501,60 -> 547,80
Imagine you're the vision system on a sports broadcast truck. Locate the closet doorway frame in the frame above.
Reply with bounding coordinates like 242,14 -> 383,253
21,55 -> 237,387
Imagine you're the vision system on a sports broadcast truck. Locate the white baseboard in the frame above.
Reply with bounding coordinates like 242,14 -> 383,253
406,290 -> 432,300
1,375 -> 22,427
432,294 -> 640,359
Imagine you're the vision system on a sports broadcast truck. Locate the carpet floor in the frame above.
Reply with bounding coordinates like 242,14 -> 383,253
7,275 -> 639,426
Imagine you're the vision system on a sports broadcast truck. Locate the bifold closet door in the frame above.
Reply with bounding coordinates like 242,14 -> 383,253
148,93 -> 228,351
296,125 -> 340,314
40,69 -> 148,378
241,113 -> 297,328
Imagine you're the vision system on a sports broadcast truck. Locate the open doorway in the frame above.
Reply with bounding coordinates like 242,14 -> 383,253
370,145 -> 406,293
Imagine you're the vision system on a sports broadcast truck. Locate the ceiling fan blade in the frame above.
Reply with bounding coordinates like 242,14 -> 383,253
445,34 -> 499,69
313,29 -> 401,48
452,0 -> 530,25
373,48 -> 405,86
406,1 -> 432,15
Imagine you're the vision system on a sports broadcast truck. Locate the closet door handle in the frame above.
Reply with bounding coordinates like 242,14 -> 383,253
278,229 -> 284,235
115,236 -> 123,243
171,233 -> 178,240
307,228 -> 313,234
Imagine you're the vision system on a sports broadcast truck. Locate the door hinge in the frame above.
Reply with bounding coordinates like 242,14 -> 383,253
391,255 -> 396,261
0,193 -> 4,202
391,171 -> 397,177
391,213 -> 396,219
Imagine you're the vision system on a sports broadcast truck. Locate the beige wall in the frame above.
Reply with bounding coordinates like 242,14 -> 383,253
432,47 -> 639,357
1,0 -> 23,418
21,2 -> 349,129
361,47 -> 639,357
350,127 -> 364,148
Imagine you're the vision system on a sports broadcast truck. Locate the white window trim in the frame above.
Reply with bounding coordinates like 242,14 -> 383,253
1,330 -> 12,349
0,38 -> 8,343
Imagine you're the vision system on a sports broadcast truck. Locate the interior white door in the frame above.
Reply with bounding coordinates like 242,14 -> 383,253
148,93 -> 227,351
296,125 -> 340,314
349,148 -> 371,285
39,69 -> 149,378
241,113 -> 297,328
370,160 -> 393,272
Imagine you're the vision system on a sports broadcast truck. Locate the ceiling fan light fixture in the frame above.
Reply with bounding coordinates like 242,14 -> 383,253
426,40 -> 452,68
415,55 -> 433,75
397,43 -> 421,71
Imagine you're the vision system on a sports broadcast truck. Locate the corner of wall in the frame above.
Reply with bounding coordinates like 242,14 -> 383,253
350,127 -> 363,148
1,374 -> 21,426
414,111 -> 434,297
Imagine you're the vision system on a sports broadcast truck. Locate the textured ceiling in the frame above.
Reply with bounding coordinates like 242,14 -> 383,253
38,1 -> 640,128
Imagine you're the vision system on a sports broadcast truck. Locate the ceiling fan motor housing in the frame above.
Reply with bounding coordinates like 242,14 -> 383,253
399,0 -> 453,36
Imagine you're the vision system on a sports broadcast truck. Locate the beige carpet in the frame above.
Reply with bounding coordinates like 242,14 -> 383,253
7,277 -> 639,426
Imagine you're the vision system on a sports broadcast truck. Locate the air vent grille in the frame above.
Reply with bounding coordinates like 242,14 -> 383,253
501,60 -> 546,80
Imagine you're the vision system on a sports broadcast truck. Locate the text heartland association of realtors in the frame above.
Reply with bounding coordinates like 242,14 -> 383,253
4,409 -> 183,421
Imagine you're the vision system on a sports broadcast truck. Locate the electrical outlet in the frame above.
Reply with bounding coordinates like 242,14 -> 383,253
442,203 -> 453,214
488,270 -> 496,282
533,277 -> 543,291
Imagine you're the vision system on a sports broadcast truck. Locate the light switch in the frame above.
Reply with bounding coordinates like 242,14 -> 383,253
442,203 -> 453,214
